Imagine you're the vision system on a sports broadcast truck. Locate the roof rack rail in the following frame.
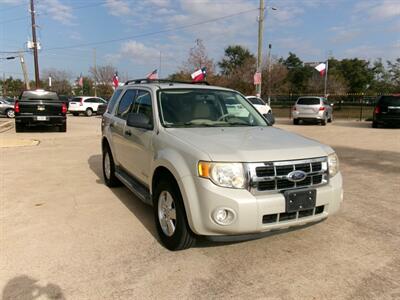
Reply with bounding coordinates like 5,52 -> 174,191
124,78 -> 209,86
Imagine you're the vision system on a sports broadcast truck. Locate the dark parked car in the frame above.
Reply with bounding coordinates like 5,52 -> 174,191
15,90 -> 67,132
96,102 -> 108,115
372,95 -> 400,128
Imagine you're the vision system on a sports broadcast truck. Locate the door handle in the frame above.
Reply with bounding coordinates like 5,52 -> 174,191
124,130 -> 132,136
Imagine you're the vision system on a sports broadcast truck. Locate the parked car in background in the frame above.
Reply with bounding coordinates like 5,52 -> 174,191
0,98 -> 15,118
14,89 -> 67,132
246,96 -> 272,115
68,96 -> 107,116
292,96 -> 333,125
372,95 -> 400,128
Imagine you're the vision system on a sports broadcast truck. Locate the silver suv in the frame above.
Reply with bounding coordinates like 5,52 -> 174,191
101,80 -> 343,250
292,96 -> 333,125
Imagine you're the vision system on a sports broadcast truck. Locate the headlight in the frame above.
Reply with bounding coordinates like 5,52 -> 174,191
198,161 -> 246,189
328,152 -> 339,177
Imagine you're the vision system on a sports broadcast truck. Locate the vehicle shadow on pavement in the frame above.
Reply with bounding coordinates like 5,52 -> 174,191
87,155 -> 159,241
2,275 -> 65,300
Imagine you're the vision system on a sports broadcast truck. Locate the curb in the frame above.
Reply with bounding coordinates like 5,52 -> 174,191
0,120 -> 13,133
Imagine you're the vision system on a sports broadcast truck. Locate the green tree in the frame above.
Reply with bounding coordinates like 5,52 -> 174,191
73,76 -> 94,96
218,45 -> 255,75
336,58 -> 373,93
281,52 -> 312,93
1,77 -> 25,98
387,58 -> 400,88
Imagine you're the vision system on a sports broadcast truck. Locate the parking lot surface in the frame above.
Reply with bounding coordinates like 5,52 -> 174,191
1,117 -> 399,299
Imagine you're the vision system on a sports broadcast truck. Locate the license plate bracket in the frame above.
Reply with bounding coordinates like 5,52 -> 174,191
36,116 -> 47,121
284,189 -> 316,213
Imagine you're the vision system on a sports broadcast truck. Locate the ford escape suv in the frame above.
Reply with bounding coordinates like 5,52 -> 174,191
101,79 -> 343,250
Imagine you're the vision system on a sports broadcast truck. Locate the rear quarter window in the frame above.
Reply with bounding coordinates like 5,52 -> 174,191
297,98 -> 321,105
107,89 -> 123,114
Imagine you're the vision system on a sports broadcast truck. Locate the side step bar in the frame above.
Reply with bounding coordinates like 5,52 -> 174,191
115,167 -> 152,205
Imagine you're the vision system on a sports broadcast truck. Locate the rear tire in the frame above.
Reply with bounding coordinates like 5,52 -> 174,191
6,109 -> 15,118
372,121 -> 378,128
85,108 -> 93,117
328,115 -> 333,123
15,123 -> 24,132
321,116 -> 327,126
102,145 -> 120,187
59,124 -> 67,132
293,119 -> 299,125
153,179 -> 196,251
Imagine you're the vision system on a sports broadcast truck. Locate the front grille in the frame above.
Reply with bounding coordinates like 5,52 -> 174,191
247,157 -> 328,194
262,205 -> 325,224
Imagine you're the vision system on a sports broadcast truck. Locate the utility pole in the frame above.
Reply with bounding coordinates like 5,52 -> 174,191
267,43 -> 272,106
256,0 -> 264,98
93,48 -> 97,97
19,52 -> 30,90
30,0 -> 40,89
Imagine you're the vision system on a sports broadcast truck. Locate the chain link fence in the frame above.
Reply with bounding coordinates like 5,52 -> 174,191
269,94 -> 378,120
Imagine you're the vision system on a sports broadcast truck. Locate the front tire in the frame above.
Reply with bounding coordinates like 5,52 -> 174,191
85,108 -> 93,117
293,119 -> 299,125
102,145 -> 120,187
153,179 -> 195,251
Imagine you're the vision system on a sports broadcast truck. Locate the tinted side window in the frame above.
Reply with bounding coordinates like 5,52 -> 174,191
107,89 -> 123,114
131,90 -> 153,125
117,89 -> 137,119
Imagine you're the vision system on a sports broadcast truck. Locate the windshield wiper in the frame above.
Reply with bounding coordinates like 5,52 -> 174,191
183,122 -> 216,127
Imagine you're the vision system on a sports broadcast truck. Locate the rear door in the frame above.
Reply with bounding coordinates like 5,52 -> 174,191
68,97 -> 82,109
110,89 -> 137,168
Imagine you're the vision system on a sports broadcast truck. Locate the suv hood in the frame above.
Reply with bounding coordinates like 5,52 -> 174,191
166,127 -> 331,162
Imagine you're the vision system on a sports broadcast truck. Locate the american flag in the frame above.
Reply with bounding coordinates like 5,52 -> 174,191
112,72 -> 119,88
146,69 -> 158,80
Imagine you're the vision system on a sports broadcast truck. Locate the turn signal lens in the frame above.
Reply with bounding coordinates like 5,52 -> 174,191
61,103 -> 67,114
198,161 -> 210,178
374,105 -> 381,114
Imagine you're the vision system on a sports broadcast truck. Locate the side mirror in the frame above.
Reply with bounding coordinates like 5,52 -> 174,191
126,113 -> 153,130
263,113 -> 275,126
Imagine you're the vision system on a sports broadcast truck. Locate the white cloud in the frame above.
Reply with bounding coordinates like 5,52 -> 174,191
104,0 -> 131,16
355,0 -> 400,20
330,26 -> 362,43
38,0 -> 73,25
114,41 -> 161,64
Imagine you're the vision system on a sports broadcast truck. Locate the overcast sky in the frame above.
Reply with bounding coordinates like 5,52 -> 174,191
1,0 -> 399,81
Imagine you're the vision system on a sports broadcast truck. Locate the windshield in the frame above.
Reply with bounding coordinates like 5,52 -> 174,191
297,98 -> 321,105
158,89 -> 268,127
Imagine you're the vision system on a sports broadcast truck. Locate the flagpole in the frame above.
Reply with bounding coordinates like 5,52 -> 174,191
159,51 -> 162,78
324,59 -> 329,97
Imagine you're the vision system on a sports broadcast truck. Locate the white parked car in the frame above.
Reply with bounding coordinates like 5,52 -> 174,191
246,96 -> 272,115
68,96 -> 107,116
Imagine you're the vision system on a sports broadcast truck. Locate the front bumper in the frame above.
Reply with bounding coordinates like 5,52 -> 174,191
181,173 -> 343,236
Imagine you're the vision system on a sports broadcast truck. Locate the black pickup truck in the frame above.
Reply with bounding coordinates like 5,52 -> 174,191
15,90 -> 67,132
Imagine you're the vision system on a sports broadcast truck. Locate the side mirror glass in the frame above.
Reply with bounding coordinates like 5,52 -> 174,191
126,113 -> 152,130
263,113 -> 275,126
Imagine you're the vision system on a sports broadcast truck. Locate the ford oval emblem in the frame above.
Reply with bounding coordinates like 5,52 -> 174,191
287,170 -> 307,182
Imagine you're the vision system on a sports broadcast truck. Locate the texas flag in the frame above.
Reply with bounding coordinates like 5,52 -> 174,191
191,67 -> 206,82
315,63 -> 327,76
146,69 -> 158,80
112,72 -> 119,88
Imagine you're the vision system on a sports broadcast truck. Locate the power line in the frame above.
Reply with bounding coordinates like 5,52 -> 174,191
42,7 -> 259,52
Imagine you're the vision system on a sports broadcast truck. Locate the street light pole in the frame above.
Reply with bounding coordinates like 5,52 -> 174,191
256,0 -> 264,98
30,0 -> 40,89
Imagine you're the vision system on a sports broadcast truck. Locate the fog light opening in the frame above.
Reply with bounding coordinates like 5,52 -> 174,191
212,208 -> 236,226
